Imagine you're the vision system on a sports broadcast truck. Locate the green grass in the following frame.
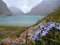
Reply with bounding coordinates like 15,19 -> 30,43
34,7 -> 60,26
38,28 -> 60,45
0,26 -> 27,39
31,7 -> 60,45
0,26 -> 26,31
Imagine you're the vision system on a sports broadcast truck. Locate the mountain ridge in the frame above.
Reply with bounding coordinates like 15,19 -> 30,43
0,0 -> 12,16
9,6 -> 25,15
26,0 -> 60,15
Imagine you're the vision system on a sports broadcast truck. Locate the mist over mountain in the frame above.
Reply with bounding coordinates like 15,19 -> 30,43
0,0 -> 60,16
0,0 -> 12,16
27,0 -> 60,15
9,6 -> 25,15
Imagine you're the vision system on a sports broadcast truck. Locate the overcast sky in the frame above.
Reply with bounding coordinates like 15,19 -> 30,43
3,0 -> 44,13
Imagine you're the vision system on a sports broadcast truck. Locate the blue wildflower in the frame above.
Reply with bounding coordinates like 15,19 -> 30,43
38,23 -> 44,29
48,25 -> 52,29
58,26 -> 60,30
45,27 -> 50,32
41,31 -> 48,36
47,22 -> 55,28
56,25 -> 60,30
33,30 -> 41,41
34,36 -> 40,40
33,22 -> 60,41
55,23 -> 59,26
41,27 -> 47,31
35,30 -> 41,36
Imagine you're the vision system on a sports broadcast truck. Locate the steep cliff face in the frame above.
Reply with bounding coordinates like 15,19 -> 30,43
0,0 -> 12,16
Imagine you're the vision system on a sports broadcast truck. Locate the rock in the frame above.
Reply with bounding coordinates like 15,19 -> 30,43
1,37 -> 11,45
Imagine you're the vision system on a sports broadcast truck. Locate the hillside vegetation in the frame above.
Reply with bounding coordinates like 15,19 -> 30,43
19,7 -> 60,45
31,7 -> 60,45
0,26 -> 26,31
0,26 -> 26,39
35,7 -> 60,25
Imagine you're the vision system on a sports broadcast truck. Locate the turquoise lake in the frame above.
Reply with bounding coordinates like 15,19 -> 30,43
0,15 -> 45,27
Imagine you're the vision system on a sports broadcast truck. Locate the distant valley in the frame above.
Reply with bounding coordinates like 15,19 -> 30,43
0,0 -> 60,16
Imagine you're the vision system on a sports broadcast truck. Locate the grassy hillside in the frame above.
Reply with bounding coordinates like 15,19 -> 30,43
34,7 -> 60,25
22,8 -> 60,45
31,7 -> 60,45
0,26 -> 26,31
0,26 -> 26,39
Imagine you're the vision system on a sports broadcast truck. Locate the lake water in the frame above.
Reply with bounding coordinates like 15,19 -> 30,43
0,15 -> 45,27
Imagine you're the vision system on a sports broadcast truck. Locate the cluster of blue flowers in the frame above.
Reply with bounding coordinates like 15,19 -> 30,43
33,22 -> 60,41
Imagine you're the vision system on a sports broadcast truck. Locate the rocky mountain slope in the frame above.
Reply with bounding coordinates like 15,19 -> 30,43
9,6 -> 24,15
27,0 -> 60,15
0,0 -> 12,16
